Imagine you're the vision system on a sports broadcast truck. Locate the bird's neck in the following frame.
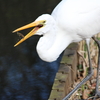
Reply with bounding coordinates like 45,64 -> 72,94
36,26 -> 72,62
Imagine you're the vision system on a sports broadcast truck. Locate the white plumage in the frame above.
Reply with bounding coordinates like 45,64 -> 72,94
13,0 -> 100,62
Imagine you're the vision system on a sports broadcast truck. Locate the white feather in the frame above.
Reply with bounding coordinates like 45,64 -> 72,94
35,0 -> 100,62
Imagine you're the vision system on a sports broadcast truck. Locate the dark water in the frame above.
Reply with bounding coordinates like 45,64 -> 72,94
0,0 -> 62,100
0,36 -> 63,100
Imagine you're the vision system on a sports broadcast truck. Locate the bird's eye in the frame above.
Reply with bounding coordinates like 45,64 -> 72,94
43,21 -> 46,23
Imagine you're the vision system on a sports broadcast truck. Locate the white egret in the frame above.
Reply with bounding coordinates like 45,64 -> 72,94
13,0 -> 100,99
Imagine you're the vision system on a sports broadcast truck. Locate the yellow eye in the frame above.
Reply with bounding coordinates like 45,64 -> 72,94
43,21 -> 46,23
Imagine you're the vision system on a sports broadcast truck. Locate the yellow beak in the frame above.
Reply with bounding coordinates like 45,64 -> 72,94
13,20 -> 45,47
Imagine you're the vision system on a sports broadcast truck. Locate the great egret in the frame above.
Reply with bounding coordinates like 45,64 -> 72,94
13,0 -> 100,99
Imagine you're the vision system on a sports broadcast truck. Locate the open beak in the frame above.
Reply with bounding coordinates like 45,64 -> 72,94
13,20 -> 45,47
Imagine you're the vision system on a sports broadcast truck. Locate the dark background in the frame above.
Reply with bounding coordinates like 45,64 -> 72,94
0,0 -> 63,100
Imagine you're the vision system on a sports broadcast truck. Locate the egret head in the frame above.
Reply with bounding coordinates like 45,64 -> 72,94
13,14 -> 55,47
